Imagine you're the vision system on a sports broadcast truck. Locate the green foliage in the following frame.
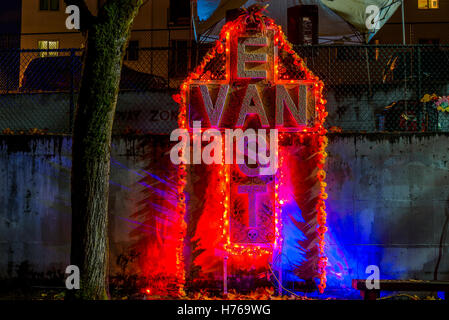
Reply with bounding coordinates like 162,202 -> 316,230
109,250 -> 143,298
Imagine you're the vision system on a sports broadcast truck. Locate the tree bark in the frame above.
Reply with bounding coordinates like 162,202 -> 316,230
70,0 -> 142,299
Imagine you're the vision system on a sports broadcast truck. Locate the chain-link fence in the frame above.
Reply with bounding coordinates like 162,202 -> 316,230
1,45 -> 449,134
294,45 -> 449,132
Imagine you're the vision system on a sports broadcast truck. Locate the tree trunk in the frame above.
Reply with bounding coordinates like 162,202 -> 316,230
70,0 -> 142,299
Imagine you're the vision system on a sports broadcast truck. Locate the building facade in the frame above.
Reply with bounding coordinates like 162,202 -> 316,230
20,0 -> 192,49
15,0 -> 193,86
373,0 -> 449,44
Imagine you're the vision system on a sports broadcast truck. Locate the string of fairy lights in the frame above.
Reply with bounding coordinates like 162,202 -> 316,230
173,7 -> 329,295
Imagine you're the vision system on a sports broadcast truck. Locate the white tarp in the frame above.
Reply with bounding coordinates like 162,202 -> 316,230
320,0 -> 401,42
245,0 -> 356,40
196,0 -> 373,43
195,0 -> 401,43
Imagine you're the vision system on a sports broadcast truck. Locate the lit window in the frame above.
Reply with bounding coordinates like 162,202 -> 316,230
418,0 -> 439,9
40,0 -> 60,11
430,0 -> 439,8
38,40 -> 59,57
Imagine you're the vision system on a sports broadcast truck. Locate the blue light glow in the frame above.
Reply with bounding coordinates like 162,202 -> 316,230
197,0 -> 221,21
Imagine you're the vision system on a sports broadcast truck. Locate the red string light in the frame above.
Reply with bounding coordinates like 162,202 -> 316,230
174,8 -> 329,294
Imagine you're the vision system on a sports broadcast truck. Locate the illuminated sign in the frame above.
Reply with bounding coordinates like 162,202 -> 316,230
173,8 -> 329,294
187,29 -> 317,129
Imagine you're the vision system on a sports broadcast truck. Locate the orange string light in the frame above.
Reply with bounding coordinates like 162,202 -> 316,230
174,8 -> 329,294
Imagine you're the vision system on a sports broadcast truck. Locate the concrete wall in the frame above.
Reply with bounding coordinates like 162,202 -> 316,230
0,135 -> 147,279
325,133 -> 449,296
0,92 -> 179,134
1,134 -> 448,297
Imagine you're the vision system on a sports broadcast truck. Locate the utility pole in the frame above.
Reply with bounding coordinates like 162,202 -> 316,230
401,0 -> 406,44
188,0 -> 197,71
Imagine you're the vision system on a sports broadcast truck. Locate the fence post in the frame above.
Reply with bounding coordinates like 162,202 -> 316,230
69,49 -> 75,133
417,46 -> 422,100
417,46 -> 424,130
168,29 -> 171,90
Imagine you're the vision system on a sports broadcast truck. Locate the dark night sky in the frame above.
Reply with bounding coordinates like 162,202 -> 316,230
0,1 -> 22,33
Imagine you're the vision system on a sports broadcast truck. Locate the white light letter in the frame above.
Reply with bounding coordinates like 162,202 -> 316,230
202,128 -> 222,164
237,37 -> 268,78
65,265 -> 80,290
365,265 -> 380,290
170,129 -> 190,164
199,85 -> 229,127
365,5 -> 380,31
65,5 -> 80,30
